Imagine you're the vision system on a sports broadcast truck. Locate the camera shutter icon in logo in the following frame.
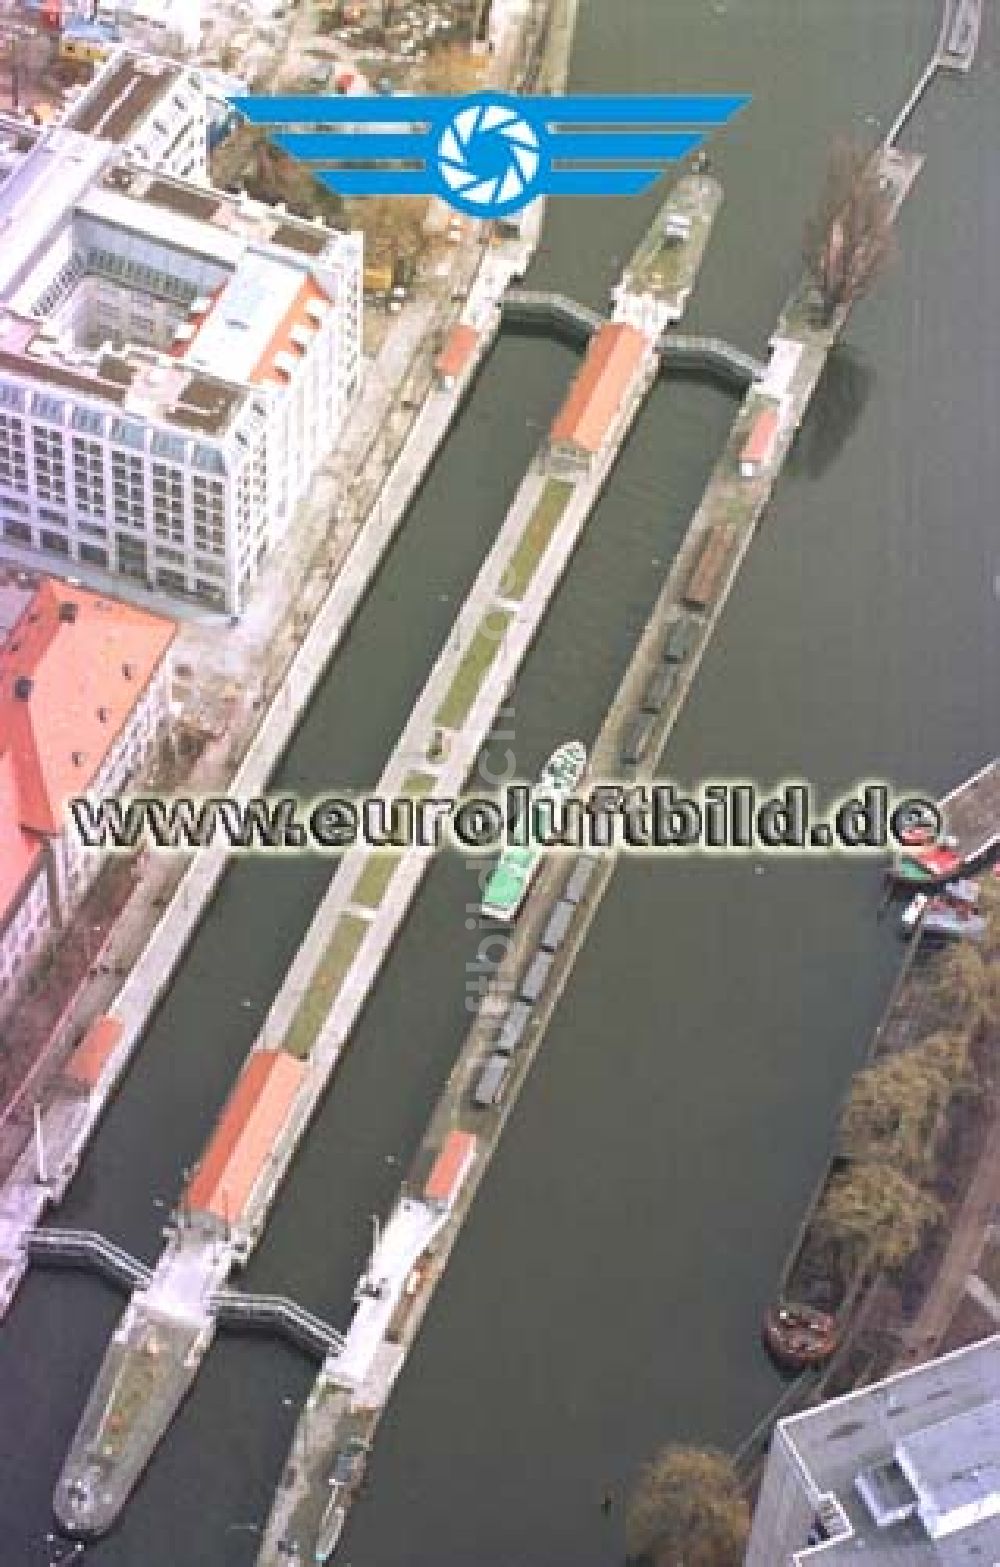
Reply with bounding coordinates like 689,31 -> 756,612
229,90 -> 750,216
434,95 -> 542,217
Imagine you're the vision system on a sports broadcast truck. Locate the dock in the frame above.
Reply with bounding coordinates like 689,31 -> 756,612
940,757 -> 1000,866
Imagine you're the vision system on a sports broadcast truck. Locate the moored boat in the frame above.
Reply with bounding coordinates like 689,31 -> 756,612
762,1301 -> 840,1373
480,740 -> 587,922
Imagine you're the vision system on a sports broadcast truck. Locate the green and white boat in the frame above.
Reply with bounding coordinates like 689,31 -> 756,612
480,740 -> 587,922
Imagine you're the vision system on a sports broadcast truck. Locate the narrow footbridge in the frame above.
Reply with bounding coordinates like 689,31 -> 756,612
501,287 -> 604,343
210,1289 -> 346,1362
657,331 -> 766,389
501,287 -> 765,388
23,1230 -> 345,1360
23,1228 -> 153,1291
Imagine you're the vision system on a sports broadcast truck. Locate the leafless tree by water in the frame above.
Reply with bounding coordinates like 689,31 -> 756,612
803,138 -> 896,324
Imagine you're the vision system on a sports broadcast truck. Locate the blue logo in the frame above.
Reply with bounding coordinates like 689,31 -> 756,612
229,91 -> 748,219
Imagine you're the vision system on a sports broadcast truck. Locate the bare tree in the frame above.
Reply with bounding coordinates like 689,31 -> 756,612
803,138 -> 896,324
626,1445 -> 749,1567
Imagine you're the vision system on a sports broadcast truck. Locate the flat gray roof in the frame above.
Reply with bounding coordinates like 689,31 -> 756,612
780,1335 -> 1000,1565
0,129 -> 111,302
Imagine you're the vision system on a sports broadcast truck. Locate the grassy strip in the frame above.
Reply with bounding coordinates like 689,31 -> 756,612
400,770 -> 434,798
435,611 -> 512,730
283,913 -> 368,1059
501,478 -> 573,601
352,851 -> 403,910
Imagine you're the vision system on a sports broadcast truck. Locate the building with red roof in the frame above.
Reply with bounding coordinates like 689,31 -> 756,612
424,1129 -> 477,1210
434,323 -> 480,391
0,576 -> 175,1017
548,322 -> 649,475
739,405 -> 781,478
63,1014 -> 124,1092
183,1050 -> 306,1232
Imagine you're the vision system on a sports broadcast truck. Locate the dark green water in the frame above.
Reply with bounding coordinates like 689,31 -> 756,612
5,2 -> 999,1562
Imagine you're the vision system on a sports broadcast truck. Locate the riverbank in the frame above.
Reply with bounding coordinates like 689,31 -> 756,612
755,0 -> 990,1409
763,871 -> 1000,1399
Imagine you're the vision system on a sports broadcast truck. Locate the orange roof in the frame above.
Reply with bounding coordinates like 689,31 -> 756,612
549,323 -> 648,455
0,579 -> 176,836
250,275 -> 331,386
0,747 -> 42,933
64,1015 -> 124,1090
741,406 -> 780,465
184,1050 -> 306,1223
424,1129 -> 476,1205
435,323 -> 479,381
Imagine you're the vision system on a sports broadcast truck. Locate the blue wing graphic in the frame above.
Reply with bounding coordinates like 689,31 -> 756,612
229,91 -> 748,217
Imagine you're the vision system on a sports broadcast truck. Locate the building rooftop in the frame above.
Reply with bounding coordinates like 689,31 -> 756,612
424,1129 -> 476,1206
0,748 -> 42,936
0,128 -> 112,301
435,322 -> 479,382
183,1051 -> 306,1224
0,577 -> 176,836
64,1015 -> 125,1091
776,1335 -> 1000,1565
549,322 -> 648,455
741,404 -> 780,465
269,221 -> 331,258
181,252 -> 312,384
143,178 -> 222,221
65,52 -> 181,143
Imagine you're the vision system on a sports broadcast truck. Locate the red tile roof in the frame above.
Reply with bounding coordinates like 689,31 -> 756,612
184,1050 -> 306,1223
424,1129 -> 476,1205
64,1014 -> 124,1090
741,406 -> 780,467
549,322 -> 648,456
435,323 -> 479,382
0,579 -> 176,837
0,748 -> 41,933
250,275 -> 332,386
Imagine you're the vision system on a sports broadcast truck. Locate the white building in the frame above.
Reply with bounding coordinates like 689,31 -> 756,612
0,52 -> 363,615
64,49 -> 209,180
94,0 -> 204,57
746,1334 -> 1000,1566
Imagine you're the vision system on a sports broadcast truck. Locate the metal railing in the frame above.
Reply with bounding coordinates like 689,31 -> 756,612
658,332 -> 766,387
210,1289 -> 346,1360
23,1228 -> 153,1291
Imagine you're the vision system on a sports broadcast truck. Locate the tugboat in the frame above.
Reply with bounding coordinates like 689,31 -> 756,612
480,741 -> 587,922
762,1301 -> 840,1373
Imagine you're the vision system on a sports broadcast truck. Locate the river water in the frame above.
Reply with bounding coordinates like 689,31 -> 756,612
5,1 -> 1000,1562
